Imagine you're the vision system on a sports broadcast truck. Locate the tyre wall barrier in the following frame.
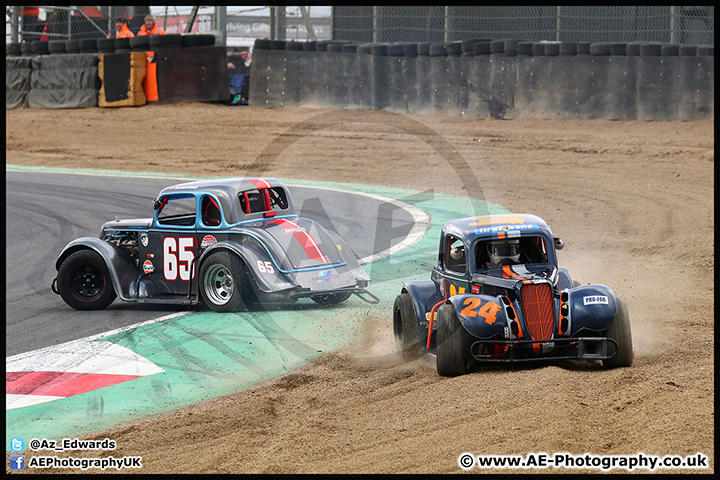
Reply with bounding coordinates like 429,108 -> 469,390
249,40 -> 714,121
6,56 -> 33,109
6,34 -> 227,109
27,53 -> 100,109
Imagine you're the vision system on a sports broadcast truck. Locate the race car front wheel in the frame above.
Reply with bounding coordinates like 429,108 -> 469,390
199,251 -> 251,312
57,250 -> 117,310
436,303 -> 472,377
602,297 -> 634,368
393,293 -> 419,359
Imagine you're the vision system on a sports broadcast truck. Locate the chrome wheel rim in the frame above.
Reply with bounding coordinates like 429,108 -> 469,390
203,264 -> 234,306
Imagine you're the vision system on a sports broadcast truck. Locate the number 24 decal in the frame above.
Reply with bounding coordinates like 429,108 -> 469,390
460,298 -> 501,325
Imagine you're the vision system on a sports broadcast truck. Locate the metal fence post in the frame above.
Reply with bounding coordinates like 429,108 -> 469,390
11,6 -> 19,43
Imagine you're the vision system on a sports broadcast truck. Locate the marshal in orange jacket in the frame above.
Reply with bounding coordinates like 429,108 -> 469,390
138,24 -> 166,36
107,23 -> 134,39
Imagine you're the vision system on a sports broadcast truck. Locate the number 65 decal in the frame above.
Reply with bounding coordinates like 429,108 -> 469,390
460,298 -> 501,325
164,237 -> 195,281
257,260 -> 275,274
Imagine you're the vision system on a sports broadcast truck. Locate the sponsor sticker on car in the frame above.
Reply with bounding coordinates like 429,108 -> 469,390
583,295 -> 609,305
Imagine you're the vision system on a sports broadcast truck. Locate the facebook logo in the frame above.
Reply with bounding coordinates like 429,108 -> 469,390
9,455 -> 25,470
10,437 -> 25,451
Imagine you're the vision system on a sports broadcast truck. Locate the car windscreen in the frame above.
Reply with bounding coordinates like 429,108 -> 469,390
475,235 -> 549,269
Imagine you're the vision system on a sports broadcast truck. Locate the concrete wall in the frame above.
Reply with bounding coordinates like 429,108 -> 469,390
249,42 -> 714,121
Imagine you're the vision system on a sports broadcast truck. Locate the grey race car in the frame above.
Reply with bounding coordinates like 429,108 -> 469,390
52,177 -> 376,311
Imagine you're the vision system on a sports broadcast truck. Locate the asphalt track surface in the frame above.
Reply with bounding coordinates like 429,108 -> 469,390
5,171 -> 415,357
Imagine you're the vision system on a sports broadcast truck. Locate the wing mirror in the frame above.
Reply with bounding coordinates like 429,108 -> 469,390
554,237 -> 565,250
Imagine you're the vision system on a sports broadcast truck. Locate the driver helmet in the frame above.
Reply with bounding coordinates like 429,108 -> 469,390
487,238 -> 520,266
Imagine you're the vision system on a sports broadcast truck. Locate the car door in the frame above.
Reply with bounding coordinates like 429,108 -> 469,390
139,193 -> 199,295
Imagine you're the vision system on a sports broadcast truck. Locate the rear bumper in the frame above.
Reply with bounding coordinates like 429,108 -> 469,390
470,336 -> 617,362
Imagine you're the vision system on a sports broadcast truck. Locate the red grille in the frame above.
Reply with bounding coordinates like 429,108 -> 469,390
521,283 -> 554,341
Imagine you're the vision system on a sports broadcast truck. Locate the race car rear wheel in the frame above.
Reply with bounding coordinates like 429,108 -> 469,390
393,293 -> 419,358
436,303 -> 472,376
199,251 -> 252,312
310,292 -> 352,306
57,250 -> 117,310
602,297 -> 634,368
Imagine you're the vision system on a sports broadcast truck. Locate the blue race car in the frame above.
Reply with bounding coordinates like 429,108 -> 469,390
53,177 -> 376,311
393,213 -> 633,376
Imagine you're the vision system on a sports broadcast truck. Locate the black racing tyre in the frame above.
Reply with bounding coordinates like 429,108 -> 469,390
590,42 -> 611,56
531,42 -> 545,56
96,38 -> 115,51
626,42 -> 642,56
7,42 -> 22,56
490,39 -> 506,54
327,43 -> 345,53
302,41 -> 316,51
182,34 -> 216,47
436,303 -> 472,377
517,42 -> 534,56
446,41 -> 462,56
48,40 -> 66,54
393,293 -> 420,358
640,43 -> 662,57
21,42 -> 33,56
679,45 -> 697,56
387,43 -> 405,57
559,41 -> 577,56
696,46 -> 713,56
65,39 -> 81,53
577,41 -> 592,55
199,251 -> 253,312
285,40 -> 304,51
473,41 -> 491,56
114,37 -> 131,50
150,34 -> 182,48
602,297 -> 634,369
254,38 -> 271,50
342,44 -> 358,53
79,39 -> 97,52
428,43 -> 447,57
57,250 -> 117,310
417,42 -> 431,56
129,36 -> 149,49
311,292 -> 353,306
31,40 -> 50,55
371,44 -> 388,56
544,42 -> 560,57
661,44 -> 680,56
461,38 -> 490,53
610,42 -> 627,56
503,39 -> 520,56
356,43 -> 373,54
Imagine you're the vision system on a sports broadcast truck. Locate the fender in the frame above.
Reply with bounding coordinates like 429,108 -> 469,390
199,240 -> 289,294
402,279 -> 443,351
447,294 -> 509,340
557,266 -> 574,291
567,284 -> 617,334
55,237 -> 138,302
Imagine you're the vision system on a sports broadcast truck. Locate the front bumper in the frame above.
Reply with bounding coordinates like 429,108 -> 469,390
470,336 -> 617,362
